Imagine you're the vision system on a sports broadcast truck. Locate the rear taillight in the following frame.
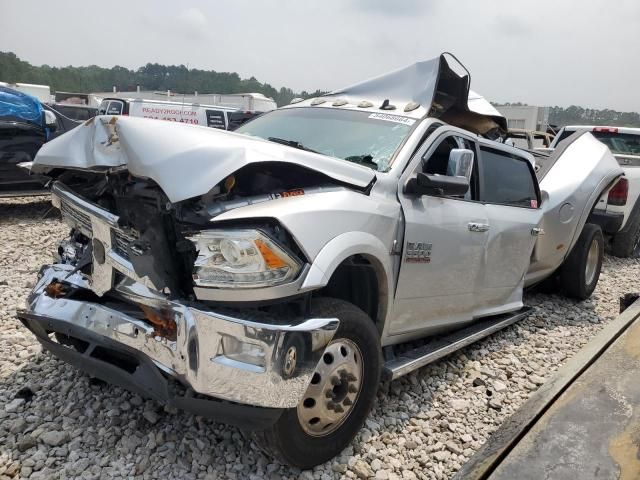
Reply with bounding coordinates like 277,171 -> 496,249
608,178 -> 628,206
593,127 -> 618,134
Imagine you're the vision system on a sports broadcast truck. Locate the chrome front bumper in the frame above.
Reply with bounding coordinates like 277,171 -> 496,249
21,264 -> 339,409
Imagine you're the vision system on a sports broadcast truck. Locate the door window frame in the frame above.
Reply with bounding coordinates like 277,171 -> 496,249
402,126 -> 483,204
105,100 -> 125,115
477,145 -> 542,209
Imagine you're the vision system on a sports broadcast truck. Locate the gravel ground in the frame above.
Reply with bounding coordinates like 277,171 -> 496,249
1,196 -> 639,480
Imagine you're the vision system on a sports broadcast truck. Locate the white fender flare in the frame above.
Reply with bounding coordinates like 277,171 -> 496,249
302,231 -> 393,292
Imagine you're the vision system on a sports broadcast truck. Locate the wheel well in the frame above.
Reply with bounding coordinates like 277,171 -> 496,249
318,254 -> 387,334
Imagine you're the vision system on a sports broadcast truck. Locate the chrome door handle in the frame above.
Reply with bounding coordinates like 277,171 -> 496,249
468,222 -> 490,232
531,227 -> 545,236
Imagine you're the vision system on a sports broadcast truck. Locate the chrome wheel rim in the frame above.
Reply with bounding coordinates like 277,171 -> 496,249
297,338 -> 363,437
585,238 -> 599,286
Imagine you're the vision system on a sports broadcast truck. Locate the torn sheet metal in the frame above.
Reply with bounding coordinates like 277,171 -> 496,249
323,53 -> 507,136
31,115 -> 376,203
327,56 -> 452,112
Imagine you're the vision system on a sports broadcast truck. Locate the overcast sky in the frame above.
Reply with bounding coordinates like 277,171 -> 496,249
2,0 -> 639,111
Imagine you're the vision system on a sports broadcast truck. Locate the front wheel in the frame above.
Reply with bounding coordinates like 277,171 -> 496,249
252,298 -> 381,468
559,223 -> 604,300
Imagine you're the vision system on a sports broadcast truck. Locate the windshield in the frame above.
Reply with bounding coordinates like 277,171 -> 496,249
235,107 -> 415,171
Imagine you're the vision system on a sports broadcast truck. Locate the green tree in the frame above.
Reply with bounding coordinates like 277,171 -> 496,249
0,51 -> 322,107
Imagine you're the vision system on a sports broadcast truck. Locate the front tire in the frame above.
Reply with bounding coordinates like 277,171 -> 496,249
252,297 -> 381,468
559,223 -> 604,300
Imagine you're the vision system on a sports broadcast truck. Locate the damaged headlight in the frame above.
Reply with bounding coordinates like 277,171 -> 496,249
188,230 -> 301,288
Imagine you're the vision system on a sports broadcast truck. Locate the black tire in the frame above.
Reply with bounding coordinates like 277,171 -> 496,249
252,297 -> 381,468
611,213 -> 640,258
559,223 -> 604,300
530,274 -> 559,295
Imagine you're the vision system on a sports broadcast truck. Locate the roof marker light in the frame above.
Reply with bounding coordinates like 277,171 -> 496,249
332,98 -> 348,106
404,101 -> 420,112
358,100 -> 374,108
289,97 -> 304,104
380,99 -> 396,110
310,98 -> 326,106
593,127 -> 618,134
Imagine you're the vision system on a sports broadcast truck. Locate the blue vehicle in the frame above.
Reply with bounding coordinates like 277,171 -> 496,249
0,86 -> 79,196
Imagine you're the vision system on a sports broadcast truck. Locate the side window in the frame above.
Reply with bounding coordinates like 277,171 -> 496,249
480,147 -> 539,208
421,135 -> 478,200
206,109 -> 227,129
106,101 -> 123,115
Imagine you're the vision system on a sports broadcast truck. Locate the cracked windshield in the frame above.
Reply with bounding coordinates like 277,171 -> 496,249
236,107 -> 414,171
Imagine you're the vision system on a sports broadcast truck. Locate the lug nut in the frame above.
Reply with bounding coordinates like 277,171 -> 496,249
348,385 -> 358,393
330,377 -> 340,386
334,404 -> 344,413
343,397 -> 353,406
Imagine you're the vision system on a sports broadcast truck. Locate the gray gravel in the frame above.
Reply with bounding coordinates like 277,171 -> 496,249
1,196 -> 639,480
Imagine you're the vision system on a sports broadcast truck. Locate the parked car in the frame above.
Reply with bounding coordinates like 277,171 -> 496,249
0,122 -> 48,196
20,54 -> 621,468
506,128 -> 555,149
0,87 -> 78,196
97,97 -> 260,131
550,126 -> 640,257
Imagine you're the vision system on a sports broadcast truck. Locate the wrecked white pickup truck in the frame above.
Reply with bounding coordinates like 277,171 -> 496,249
18,54 -> 622,468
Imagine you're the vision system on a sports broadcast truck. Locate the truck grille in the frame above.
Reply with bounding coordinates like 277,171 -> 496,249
58,195 -> 136,262
113,230 -> 136,260
60,199 -> 93,236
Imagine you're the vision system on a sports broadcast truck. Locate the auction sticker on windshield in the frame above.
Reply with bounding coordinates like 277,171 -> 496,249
369,113 -> 416,126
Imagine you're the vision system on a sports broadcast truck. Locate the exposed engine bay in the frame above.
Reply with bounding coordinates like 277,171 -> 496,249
53,162 -> 349,300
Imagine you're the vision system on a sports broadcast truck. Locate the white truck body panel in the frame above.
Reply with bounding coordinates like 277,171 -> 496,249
526,133 -> 622,285
552,127 -> 640,228
92,91 -> 277,112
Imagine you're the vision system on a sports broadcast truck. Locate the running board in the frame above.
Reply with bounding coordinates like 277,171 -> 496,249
383,307 -> 532,381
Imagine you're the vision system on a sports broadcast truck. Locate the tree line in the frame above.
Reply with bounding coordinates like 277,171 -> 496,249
2,51 -> 639,124
548,106 -> 640,128
498,102 -> 640,128
0,51 -> 323,106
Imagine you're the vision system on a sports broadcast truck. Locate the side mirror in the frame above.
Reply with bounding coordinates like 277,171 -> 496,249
44,110 -> 58,132
447,149 -> 474,180
405,172 -> 469,197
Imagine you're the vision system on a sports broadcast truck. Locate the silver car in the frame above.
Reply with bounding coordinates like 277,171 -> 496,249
20,54 -> 621,467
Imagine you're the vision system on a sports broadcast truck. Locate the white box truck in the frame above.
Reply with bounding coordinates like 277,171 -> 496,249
97,97 -> 258,130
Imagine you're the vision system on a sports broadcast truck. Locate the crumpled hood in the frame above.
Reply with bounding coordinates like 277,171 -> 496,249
31,115 -> 376,203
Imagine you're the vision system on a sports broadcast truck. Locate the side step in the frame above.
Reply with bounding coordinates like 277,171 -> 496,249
383,307 -> 532,381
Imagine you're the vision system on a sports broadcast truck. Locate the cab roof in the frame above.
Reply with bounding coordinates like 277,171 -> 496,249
285,53 -> 507,139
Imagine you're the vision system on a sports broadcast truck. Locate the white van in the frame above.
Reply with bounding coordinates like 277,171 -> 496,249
97,98 -> 258,130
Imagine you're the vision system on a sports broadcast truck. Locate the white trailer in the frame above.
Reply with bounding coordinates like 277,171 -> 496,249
0,82 -> 51,103
91,90 -> 277,112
